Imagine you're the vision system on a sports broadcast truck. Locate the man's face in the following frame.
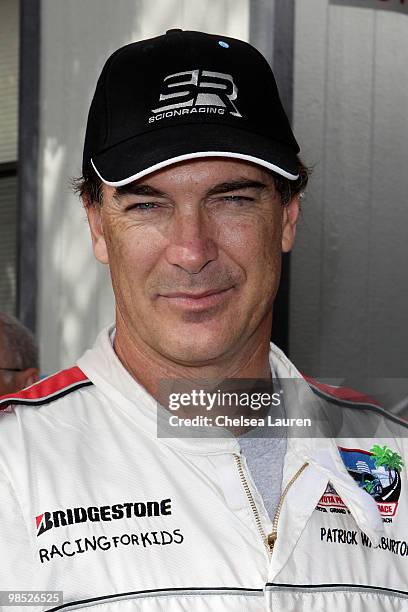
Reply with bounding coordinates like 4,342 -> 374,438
87,159 -> 299,365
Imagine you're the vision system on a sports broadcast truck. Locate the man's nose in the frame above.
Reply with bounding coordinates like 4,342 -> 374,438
164,210 -> 218,274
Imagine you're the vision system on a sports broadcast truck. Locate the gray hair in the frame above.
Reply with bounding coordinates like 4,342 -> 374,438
0,313 -> 39,371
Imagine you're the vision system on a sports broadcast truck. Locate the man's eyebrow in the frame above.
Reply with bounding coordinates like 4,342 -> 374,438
114,184 -> 168,199
205,180 -> 267,197
113,179 -> 268,200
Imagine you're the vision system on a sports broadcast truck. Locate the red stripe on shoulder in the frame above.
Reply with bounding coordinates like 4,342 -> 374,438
303,374 -> 379,406
0,366 -> 89,404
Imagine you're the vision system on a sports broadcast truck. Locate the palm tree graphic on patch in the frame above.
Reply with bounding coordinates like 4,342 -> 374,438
339,445 -> 404,517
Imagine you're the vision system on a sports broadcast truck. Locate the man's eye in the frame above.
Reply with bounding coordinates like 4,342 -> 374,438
222,195 -> 253,204
126,202 -> 159,211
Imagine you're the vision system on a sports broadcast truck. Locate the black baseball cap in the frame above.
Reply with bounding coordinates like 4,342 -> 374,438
83,29 -> 300,186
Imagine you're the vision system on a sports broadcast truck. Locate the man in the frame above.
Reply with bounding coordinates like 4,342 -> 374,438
0,30 -> 407,611
0,313 -> 39,396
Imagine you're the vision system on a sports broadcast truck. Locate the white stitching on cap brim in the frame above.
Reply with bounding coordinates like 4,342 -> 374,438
91,152 -> 299,186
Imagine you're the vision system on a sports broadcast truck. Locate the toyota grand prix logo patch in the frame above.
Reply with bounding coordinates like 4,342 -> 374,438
317,445 -> 404,521
149,69 -> 242,123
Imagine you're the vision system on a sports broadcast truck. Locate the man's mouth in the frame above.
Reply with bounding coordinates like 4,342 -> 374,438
158,287 -> 234,310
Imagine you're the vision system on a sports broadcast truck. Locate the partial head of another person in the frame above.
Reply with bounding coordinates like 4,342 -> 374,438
0,313 -> 40,396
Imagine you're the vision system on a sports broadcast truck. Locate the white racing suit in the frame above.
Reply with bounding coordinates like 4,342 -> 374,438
0,326 -> 407,611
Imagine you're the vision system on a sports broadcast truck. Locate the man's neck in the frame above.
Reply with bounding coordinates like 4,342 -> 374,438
113,317 -> 273,403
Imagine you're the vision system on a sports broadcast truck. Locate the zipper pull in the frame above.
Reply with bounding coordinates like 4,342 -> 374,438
266,531 -> 277,552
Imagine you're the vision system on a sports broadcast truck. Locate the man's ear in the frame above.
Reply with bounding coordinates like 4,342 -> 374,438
85,201 -> 109,264
281,194 -> 301,253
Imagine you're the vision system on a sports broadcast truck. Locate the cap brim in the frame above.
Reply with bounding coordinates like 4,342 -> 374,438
91,124 -> 300,186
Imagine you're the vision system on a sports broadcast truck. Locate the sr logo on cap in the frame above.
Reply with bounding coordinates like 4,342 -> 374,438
150,69 -> 242,121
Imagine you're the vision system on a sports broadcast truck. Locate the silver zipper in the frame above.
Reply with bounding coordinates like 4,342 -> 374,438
267,462 -> 308,552
234,453 -> 308,556
234,453 -> 271,556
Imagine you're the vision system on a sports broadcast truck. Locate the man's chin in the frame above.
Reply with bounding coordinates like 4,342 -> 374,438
156,334 -> 236,367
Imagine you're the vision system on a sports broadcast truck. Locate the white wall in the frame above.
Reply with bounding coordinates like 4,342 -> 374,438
290,0 -> 408,377
38,0 -> 249,373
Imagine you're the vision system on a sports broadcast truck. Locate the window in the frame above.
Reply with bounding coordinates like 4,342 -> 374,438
0,0 -> 19,316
